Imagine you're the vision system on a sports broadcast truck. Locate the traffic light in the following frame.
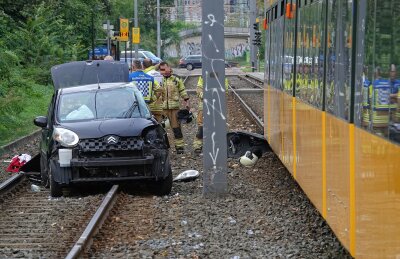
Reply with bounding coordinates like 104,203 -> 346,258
253,22 -> 259,31
252,23 -> 262,46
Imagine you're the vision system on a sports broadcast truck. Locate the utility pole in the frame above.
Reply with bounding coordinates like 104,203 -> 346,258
250,0 -> 257,72
202,0 -> 227,197
106,19 -> 111,55
157,0 -> 161,58
134,0 -> 138,59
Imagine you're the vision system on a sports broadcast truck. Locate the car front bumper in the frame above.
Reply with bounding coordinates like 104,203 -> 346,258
70,155 -> 154,167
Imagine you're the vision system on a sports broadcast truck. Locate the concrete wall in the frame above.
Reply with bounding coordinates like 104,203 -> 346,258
164,36 -> 249,59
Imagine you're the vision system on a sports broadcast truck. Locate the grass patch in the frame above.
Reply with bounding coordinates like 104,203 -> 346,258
0,76 -> 52,146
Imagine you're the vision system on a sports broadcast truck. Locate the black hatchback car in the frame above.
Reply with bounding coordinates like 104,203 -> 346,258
179,55 -> 231,70
179,55 -> 202,70
34,61 -> 172,197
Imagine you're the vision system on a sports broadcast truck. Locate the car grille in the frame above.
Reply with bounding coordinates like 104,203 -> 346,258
79,137 -> 143,152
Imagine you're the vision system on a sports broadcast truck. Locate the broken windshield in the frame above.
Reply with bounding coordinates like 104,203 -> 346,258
57,86 -> 150,122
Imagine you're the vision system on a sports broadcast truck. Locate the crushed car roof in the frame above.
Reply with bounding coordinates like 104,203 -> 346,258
51,60 -> 129,90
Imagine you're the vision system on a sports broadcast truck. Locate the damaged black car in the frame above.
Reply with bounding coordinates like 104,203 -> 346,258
33,60 -> 171,197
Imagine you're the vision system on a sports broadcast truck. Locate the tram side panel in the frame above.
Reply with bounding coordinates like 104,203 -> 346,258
268,8 -> 284,160
354,1 -> 400,257
323,0 -> 353,250
264,0 -> 400,257
282,2 -> 296,174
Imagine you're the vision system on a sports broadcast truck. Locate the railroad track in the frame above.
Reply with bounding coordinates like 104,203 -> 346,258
229,75 -> 264,130
0,173 -> 106,258
66,185 -> 119,259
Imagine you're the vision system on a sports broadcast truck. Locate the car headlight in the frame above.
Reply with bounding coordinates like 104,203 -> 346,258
53,127 -> 79,147
144,129 -> 158,144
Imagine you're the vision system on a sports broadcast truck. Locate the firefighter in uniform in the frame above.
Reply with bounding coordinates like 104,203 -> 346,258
143,59 -> 164,122
193,76 -> 229,153
159,62 -> 190,154
129,59 -> 162,113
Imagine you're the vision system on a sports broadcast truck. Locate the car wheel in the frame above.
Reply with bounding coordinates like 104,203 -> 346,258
152,154 -> 172,196
40,154 -> 49,188
153,167 -> 172,196
49,161 -> 63,197
186,63 -> 193,71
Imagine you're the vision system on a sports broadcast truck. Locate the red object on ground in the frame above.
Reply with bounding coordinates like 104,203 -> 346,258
6,156 -> 27,173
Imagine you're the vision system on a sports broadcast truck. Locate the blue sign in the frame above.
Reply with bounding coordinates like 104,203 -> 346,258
88,46 -> 108,59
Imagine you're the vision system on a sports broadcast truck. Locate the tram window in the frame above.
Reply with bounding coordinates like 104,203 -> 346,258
295,0 -> 325,108
281,0 -> 284,16
355,0 -> 400,144
275,5 -> 278,19
325,0 -> 352,120
283,0 -> 296,95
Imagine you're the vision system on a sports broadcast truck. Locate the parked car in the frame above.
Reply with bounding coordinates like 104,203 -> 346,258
179,55 -> 232,70
179,55 -> 202,70
120,50 -> 162,65
33,60 -> 171,197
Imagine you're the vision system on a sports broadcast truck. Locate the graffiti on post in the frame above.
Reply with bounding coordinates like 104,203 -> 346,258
202,0 -> 227,195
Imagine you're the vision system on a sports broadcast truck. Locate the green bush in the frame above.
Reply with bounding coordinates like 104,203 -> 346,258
0,74 -> 52,146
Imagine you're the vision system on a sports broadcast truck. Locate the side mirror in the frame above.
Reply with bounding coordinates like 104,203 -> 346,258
34,116 -> 48,128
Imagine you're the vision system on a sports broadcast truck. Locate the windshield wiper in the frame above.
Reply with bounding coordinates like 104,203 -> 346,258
123,101 -> 139,118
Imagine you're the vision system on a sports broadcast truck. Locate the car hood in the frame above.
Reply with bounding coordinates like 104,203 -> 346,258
58,118 -> 155,139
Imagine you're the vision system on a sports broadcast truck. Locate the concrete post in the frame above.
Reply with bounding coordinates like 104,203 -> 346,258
202,0 -> 228,196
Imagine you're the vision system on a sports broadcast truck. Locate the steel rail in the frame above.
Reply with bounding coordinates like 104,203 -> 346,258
238,75 -> 263,89
65,185 -> 119,259
243,73 -> 264,84
229,85 -> 264,130
183,75 -> 189,84
0,172 -> 25,196
186,88 -> 263,94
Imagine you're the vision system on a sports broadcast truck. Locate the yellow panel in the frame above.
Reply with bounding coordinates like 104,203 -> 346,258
325,113 -> 350,250
355,129 -> 400,258
269,88 -> 282,157
281,92 -> 294,174
295,99 -> 323,211
264,85 -> 270,140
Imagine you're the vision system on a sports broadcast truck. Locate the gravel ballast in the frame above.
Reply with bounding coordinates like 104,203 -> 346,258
87,79 -> 351,258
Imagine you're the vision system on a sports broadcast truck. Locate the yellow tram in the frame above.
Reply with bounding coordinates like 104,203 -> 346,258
263,0 -> 400,257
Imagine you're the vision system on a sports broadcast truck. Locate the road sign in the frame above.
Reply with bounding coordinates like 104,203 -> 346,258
119,18 -> 129,41
132,27 -> 140,44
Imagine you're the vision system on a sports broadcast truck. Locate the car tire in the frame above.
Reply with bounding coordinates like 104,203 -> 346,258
40,154 -> 49,188
186,64 -> 194,71
49,161 -> 63,197
153,168 -> 172,196
152,155 -> 172,196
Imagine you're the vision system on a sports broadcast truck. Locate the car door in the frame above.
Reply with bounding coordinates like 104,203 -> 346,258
42,94 -> 56,156
195,56 -> 202,68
